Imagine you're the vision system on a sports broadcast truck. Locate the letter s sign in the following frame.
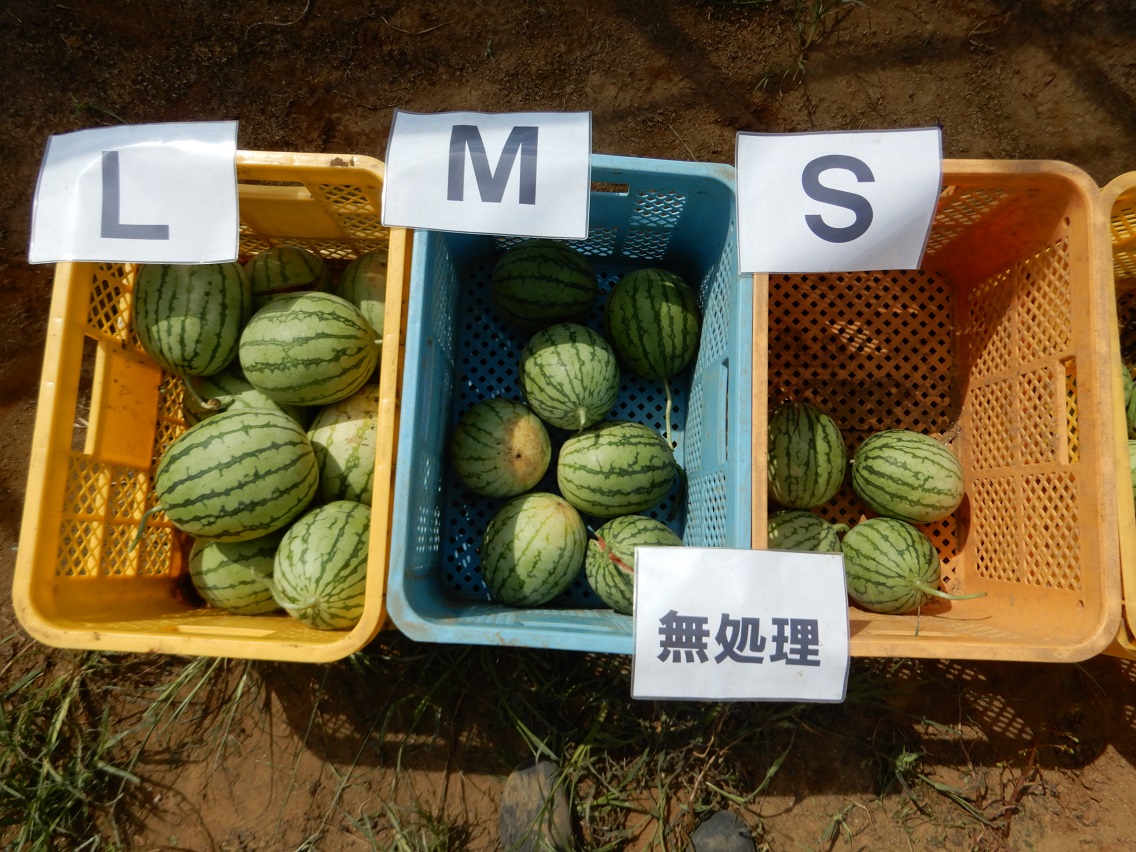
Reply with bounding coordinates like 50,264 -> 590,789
801,154 -> 874,244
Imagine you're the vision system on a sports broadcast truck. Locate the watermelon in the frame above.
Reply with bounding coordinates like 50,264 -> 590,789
337,249 -> 388,343
480,492 -> 586,607
766,509 -> 848,553
246,245 -> 332,307
308,384 -> 382,505
585,515 -> 683,614
490,239 -> 598,331
449,398 -> 552,498
604,268 -> 700,381
557,420 -> 677,518
133,261 -> 251,378
182,365 -> 311,428
1128,439 -> 1136,503
152,407 -> 318,542
842,516 -> 985,614
519,323 -> 620,431
271,500 -> 370,630
1125,362 -> 1136,439
239,292 -> 380,407
767,402 -> 847,509
189,531 -> 283,615
851,430 -> 965,524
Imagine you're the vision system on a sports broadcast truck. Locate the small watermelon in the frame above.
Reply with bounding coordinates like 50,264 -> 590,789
557,420 -> 677,518
308,384 -> 382,505
585,515 -> 683,614
182,365 -> 311,428
337,249 -> 388,343
767,401 -> 847,509
246,245 -> 333,306
480,492 -> 586,607
239,292 -> 380,407
152,408 -> 318,542
842,516 -> 985,614
520,323 -> 621,431
766,509 -> 848,553
604,268 -> 700,381
189,532 -> 284,615
133,261 -> 251,378
490,239 -> 598,332
449,398 -> 552,498
271,500 -> 371,630
851,430 -> 964,524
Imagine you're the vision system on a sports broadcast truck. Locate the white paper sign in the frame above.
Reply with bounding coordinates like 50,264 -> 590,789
382,109 -> 591,239
736,127 -> 942,274
631,547 -> 850,702
28,121 -> 239,264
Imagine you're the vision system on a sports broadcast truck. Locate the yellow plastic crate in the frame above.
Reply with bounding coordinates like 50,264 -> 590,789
13,151 -> 409,662
755,159 -> 1123,662
1103,170 -> 1136,660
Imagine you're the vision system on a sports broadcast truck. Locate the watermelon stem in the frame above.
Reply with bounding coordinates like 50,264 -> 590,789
913,581 -> 987,602
664,377 -> 674,448
182,377 -> 226,413
127,504 -> 164,553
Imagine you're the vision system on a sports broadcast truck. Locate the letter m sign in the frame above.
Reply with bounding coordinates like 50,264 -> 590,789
447,125 -> 538,205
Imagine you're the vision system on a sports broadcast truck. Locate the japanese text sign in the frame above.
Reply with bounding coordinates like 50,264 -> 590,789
631,547 -> 850,702
29,121 -> 239,264
735,127 -> 942,274
382,109 -> 591,239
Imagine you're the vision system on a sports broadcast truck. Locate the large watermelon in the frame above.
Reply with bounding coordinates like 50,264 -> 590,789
851,430 -> 964,524
239,292 -> 380,407
246,245 -> 333,307
336,249 -> 388,343
842,516 -> 985,614
490,239 -> 598,332
308,384 -> 382,505
557,420 -> 677,518
182,365 -> 311,428
766,509 -> 848,553
520,323 -> 620,431
449,398 -> 552,498
767,401 -> 847,509
189,532 -> 283,615
152,407 -> 318,542
272,500 -> 370,630
585,515 -> 683,614
480,492 -> 586,607
133,261 -> 251,378
604,268 -> 700,381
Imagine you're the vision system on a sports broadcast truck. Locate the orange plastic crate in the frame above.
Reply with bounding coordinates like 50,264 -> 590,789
755,159 -> 1123,662
13,151 -> 410,661
1102,170 -> 1136,660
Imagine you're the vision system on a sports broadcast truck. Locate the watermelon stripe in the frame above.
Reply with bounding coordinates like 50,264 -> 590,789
605,269 -> 699,381
852,430 -> 964,523
481,493 -> 585,606
557,421 -> 676,517
520,323 -> 619,430
842,517 -> 938,613
767,402 -> 846,509
491,241 -> 597,330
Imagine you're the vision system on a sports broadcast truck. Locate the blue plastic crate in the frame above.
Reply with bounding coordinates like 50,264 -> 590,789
386,154 -> 752,653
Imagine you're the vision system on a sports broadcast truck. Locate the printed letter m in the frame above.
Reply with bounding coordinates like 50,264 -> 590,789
447,125 -> 538,205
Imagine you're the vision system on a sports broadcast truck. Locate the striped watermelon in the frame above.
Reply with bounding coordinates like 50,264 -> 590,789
480,492 -> 586,606
557,420 -> 677,518
604,268 -> 700,381
271,500 -> 370,630
490,239 -> 598,332
449,398 -> 552,498
133,261 -> 251,377
239,292 -> 380,407
182,365 -> 311,428
308,384 -> 382,505
337,249 -> 388,342
520,323 -> 621,431
189,531 -> 283,615
246,245 -> 332,307
766,509 -> 848,553
851,430 -> 964,524
153,408 -> 318,542
842,516 -> 985,614
585,515 -> 683,614
767,402 -> 847,509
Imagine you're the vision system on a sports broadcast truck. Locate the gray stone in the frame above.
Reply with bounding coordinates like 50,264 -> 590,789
498,759 -> 575,851
689,810 -> 755,852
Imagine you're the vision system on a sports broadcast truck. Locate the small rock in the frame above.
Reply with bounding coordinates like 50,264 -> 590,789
499,759 -> 574,851
689,811 -> 755,852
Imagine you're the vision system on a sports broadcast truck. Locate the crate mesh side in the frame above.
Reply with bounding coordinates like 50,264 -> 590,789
925,187 -> 1011,258
1110,193 -> 1136,283
87,264 -> 137,346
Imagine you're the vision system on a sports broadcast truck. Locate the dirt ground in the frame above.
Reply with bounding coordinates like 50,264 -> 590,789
3,0 -> 1136,849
